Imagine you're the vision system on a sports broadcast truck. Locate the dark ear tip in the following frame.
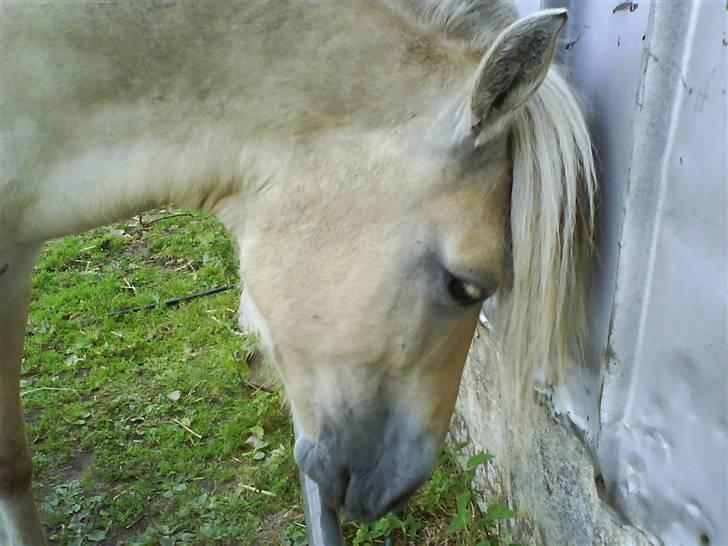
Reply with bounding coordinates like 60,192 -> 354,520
532,8 -> 567,33
549,8 -> 568,32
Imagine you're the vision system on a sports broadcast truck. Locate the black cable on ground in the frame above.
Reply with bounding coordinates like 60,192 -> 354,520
106,283 -> 239,318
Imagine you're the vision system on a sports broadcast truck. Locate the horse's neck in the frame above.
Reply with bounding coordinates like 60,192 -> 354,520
5,2 -> 476,243
14,2 -> 474,132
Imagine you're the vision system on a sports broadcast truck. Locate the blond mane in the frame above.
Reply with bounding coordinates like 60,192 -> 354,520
502,69 -> 597,408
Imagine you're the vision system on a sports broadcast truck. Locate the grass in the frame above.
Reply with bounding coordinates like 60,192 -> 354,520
23,210 -> 517,545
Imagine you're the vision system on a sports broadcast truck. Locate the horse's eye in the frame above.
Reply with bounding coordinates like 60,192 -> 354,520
446,277 -> 486,306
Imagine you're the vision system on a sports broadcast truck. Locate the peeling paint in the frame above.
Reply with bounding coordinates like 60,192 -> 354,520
613,1 -> 639,14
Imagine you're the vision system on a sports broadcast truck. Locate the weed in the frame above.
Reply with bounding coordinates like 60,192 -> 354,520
343,448 -> 518,546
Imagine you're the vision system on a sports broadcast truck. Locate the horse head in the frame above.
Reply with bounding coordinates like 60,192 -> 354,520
237,9 -> 569,521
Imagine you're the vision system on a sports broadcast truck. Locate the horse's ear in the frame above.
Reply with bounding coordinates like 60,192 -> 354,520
470,9 -> 567,137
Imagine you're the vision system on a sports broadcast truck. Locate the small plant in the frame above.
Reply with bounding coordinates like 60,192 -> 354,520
350,512 -> 405,545
343,447 -> 520,545
446,451 -> 518,543
283,521 -> 309,546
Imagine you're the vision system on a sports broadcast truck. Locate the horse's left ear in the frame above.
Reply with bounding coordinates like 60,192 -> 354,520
470,9 -> 567,137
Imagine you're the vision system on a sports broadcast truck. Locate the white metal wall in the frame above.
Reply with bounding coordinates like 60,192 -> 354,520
541,1 -> 727,544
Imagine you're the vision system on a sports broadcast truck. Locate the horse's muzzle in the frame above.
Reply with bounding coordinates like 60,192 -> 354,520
293,410 -> 438,522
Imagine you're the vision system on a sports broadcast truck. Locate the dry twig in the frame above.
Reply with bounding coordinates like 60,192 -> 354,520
172,418 -> 203,439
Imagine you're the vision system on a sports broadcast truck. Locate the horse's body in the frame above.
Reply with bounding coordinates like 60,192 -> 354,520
0,2 -> 595,543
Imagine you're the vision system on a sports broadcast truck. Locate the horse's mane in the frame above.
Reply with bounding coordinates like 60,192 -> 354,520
392,0 -> 598,408
503,71 -> 597,405
382,0 -> 518,50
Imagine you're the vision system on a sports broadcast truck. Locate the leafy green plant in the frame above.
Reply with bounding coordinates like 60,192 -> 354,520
344,448 -> 519,546
283,522 -> 309,546
447,452 -> 517,540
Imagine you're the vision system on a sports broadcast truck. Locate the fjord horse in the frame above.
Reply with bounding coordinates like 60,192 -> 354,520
0,2 -> 595,542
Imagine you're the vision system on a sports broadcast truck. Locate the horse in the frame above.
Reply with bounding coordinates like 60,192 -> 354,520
0,1 -> 596,542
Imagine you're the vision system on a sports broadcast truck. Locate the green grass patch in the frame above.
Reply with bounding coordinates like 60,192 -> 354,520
24,210 -> 517,545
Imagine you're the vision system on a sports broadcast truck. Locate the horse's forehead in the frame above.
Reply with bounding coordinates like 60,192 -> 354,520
318,131 -> 510,209
394,144 -> 512,231
252,131 -> 512,260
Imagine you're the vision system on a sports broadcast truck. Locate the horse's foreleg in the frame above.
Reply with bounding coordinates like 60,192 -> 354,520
0,245 -> 46,546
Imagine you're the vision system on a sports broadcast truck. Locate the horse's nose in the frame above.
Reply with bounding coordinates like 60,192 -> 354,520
293,409 -> 438,522
341,457 -> 431,522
